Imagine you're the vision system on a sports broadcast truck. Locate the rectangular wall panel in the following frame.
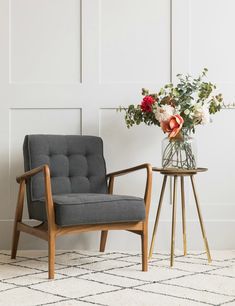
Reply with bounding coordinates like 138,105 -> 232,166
10,0 -> 81,83
99,0 -> 171,84
190,0 -> 235,84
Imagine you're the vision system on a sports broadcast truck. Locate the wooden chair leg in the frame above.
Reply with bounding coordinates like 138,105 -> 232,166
48,234 -> 56,279
141,225 -> 148,271
11,231 -> 20,260
100,230 -> 108,252
11,180 -> 25,259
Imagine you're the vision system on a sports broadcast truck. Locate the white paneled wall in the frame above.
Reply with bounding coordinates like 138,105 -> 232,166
0,0 -> 234,250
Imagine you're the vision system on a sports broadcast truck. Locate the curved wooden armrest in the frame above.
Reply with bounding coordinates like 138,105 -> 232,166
16,164 -> 50,183
106,163 -> 152,178
16,164 -> 55,229
106,163 -> 152,217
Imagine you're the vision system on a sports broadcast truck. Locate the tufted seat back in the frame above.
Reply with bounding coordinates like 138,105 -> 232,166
23,135 -> 108,219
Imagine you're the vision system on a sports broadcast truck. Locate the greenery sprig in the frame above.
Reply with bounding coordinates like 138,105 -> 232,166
118,68 -> 223,134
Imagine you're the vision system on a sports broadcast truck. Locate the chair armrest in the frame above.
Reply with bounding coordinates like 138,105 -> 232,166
16,164 -> 56,229
106,163 -> 152,218
16,165 -> 49,183
106,163 -> 152,178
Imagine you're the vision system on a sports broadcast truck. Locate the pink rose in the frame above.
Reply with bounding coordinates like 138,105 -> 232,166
141,96 -> 155,113
160,114 -> 184,138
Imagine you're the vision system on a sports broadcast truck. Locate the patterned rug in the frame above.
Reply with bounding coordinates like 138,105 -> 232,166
0,250 -> 234,306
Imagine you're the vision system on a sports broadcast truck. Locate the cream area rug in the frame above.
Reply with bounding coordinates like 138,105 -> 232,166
0,250 -> 234,306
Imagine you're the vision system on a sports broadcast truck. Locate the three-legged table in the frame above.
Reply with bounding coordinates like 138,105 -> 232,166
149,167 -> 212,266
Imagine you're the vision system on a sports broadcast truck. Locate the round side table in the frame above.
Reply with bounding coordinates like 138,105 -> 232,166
149,167 -> 212,266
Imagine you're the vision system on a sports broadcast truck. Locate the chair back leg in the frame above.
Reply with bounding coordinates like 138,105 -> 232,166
11,180 -> 25,259
99,176 -> 113,252
100,230 -> 108,252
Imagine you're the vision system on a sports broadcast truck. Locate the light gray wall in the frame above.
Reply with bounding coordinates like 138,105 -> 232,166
0,0 -> 234,251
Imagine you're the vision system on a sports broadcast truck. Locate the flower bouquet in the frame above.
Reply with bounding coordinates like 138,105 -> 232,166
119,68 -> 223,169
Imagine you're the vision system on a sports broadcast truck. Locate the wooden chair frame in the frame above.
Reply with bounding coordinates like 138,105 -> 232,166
11,163 -> 152,279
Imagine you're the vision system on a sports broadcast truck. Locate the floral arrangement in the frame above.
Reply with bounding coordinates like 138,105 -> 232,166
119,68 -> 223,169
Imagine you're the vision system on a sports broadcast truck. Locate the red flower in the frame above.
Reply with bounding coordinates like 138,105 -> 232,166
141,96 -> 155,113
161,114 -> 184,138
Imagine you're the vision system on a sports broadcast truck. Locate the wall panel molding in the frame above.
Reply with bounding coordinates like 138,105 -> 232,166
0,0 -> 234,250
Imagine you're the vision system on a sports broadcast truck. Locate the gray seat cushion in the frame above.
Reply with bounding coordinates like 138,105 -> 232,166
36,193 -> 145,226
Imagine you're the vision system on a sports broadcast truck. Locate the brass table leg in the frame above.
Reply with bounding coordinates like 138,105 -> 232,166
190,175 -> 212,263
181,176 -> 187,256
148,175 -> 168,259
170,175 -> 178,267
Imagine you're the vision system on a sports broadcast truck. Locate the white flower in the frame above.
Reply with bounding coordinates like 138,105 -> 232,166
184,109 -> 190,115
176,104 -> 181,112
201,107 -> 211,124
193,103 -> 210,125
155,105 -> 174,122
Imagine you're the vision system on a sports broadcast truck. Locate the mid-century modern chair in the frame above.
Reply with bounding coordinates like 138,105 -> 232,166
11,135 -> 152,279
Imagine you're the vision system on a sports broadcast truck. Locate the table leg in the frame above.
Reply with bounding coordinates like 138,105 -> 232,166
181,176 -> 187,256
190,175 -> 212,263
170,175 -> 178,267
148,175 -> 168,259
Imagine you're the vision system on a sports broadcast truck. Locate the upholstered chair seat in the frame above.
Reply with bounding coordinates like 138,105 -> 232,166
36,193 -> 145,227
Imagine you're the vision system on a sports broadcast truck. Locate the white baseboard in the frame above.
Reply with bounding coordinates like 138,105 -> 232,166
1,219 -> 235,251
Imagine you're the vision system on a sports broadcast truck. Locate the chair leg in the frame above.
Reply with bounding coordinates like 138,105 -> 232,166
11,231 -> 20,260
48,234 -> 56,279
100,230 -> 108,252
141,225 -> 148,271
11,180 -> 25,259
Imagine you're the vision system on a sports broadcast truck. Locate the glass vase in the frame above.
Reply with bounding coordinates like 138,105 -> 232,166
162,133 -> 197,169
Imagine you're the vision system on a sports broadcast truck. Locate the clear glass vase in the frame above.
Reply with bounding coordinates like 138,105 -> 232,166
162,133 -> 197,169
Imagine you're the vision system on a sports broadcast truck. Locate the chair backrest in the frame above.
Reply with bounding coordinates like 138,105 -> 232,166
23,135 -> 108,204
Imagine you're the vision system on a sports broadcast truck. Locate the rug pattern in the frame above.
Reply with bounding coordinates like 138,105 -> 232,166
0,250 -> 234,306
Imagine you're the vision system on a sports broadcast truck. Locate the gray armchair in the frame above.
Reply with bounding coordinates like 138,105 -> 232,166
11,135 -> 152,278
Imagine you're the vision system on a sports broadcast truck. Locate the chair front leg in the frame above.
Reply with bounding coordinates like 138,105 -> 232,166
141,222 -> 148,271
11,180 -> 25,259
48,233 -> 56,279
43,165 -> 57,279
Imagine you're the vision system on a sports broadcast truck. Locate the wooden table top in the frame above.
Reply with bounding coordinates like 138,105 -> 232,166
152,167 -> 208,176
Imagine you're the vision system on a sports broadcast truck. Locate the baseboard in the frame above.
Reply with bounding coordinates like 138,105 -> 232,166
1,219 -> 235,251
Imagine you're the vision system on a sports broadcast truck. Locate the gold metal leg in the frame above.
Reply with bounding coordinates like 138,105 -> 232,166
148,175 -> 168,259
181,176 -> 187,256
170,176 -> 178,267
190,175 -> 212,263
